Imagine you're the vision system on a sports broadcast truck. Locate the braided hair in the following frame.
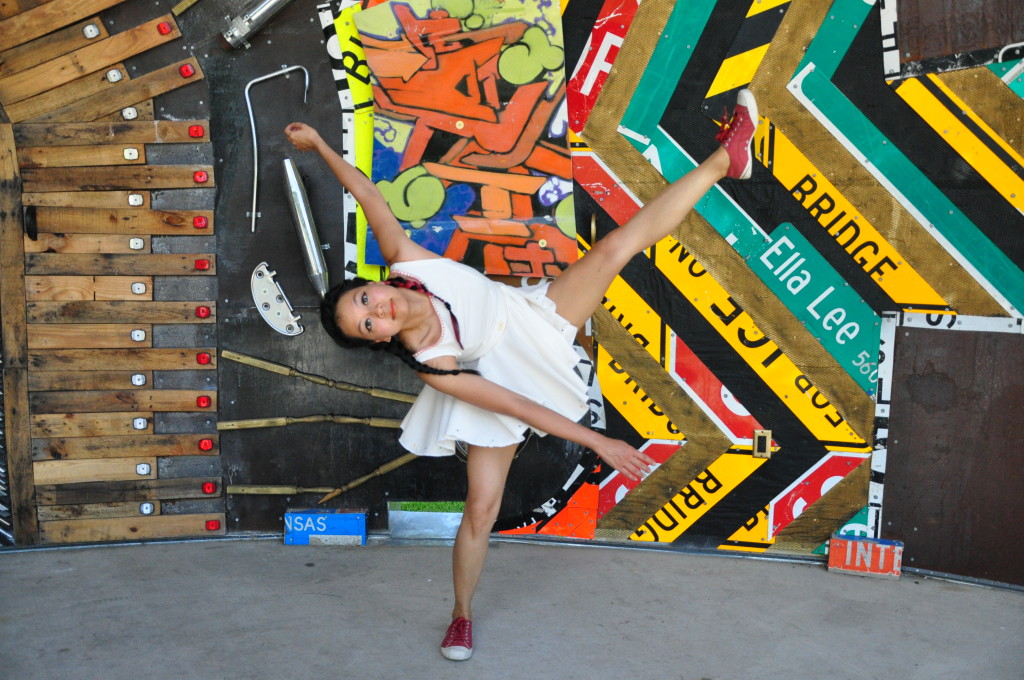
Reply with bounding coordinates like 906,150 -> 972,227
320,277 -> 478,376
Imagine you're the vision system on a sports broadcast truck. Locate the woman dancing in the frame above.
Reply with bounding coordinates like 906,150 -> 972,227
284,89 -> 758,661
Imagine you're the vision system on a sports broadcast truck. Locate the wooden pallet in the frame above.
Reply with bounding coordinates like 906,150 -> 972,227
0,2 -> 223,545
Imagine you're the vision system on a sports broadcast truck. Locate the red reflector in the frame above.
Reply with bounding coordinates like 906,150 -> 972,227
205,519 -> 221,531
202,481 -> 217,494
189,125 -> 205,138
194,258 -> 210,270
195,306 -> 211,318
193,170 -> 208,183
157,21 -> 172,35
193,216 -> 208,229
180,63 -> 196,78
196,395 -> 212,408
198,438 -> 215,451
196,352 -> 212,365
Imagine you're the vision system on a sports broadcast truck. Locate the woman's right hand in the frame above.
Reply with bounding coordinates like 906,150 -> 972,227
284,122 -> 323,152
594,435 -> 656,482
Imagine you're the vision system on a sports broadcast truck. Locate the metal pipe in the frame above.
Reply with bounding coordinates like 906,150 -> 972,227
220,0 -> 297,49
282,157 -> 329,298
244,65 -> 309,233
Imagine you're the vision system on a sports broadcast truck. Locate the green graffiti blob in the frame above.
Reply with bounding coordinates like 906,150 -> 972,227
376,165 -> 446,229
432,0 -> 500,30
554,194 -> 575,238
498,25 -> 564,85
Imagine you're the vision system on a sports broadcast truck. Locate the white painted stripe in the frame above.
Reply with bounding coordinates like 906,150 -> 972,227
900,312 -> 1023,334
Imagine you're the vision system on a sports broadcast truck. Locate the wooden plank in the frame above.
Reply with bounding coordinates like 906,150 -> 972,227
0,15 -> 180,105
31,58 -> 203,123
26,276 -> 153,301
14,119 -> 209,146
0,17 -> 108,77
24,233 -> 150,253
28,347 -> 217,371
33,457 -> 157,484
0,0 -> 127,51
29,369 -> 152,391
23,190 -> 150,208
0,115 -> 26,365
31,389 -> 217,413
32,433 -> 217,460
28,300 -> 215,324
5,64 -> 127,123
33,207 -> 213,234
31,411 -> 154,437
37,500 -> 162,521
22,164 -> 214,192
40,513 -> 225,543
25,253 -> 216,275
28,323 -> 152,349
19,144 -> 147,168
0,0 -> 50,21
0,107 -> 38,543
95,98 -> 154,122
37,477 -> 219,504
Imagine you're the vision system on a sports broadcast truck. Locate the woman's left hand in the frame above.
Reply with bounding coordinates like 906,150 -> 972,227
594,436 -> 657,482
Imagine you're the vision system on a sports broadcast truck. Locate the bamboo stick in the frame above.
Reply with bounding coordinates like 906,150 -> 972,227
317,453 -> 419,504
217,414 -> 404,431
221,348 -> 417,404
226,485 -> 335,495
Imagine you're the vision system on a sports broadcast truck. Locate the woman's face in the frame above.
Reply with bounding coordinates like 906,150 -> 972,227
335,281 -> 402,343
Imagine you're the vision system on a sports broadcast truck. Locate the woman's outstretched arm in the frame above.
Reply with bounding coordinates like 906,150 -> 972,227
284,122 -> 437,266
419,358 -> 656,481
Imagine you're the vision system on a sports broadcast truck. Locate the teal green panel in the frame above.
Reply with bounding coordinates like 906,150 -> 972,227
619,0 -> 716,138
751,224 -> 881,394
813,505 -> 871,555
795,0 -> 872,79
988,59 -> 1024,98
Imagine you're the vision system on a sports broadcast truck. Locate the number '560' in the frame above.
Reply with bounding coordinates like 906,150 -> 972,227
853,351 -> 878,383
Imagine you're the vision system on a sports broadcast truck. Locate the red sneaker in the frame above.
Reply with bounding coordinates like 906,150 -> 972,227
715,89 -> 759,179
440,617 -> 473,660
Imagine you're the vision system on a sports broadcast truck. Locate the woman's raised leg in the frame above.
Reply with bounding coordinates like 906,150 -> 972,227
546,90 -> 759,329
442,442 -> 518,661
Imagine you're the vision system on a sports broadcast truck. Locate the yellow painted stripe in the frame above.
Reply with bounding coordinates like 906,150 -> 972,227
705,44 -> 770,100
630,453 -> 766,542
747,0 -> 789,17
336,6 -> 383,281
896,77 -> 1024,213
602,273 -> 668,364
928,75 -> 1024,169
650,237 -> 870,449
596,345 -> 685,440
757,120 -> 949,311
718,506 -> 775,552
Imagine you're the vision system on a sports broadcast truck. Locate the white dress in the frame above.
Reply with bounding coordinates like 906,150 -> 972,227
390,258 -> 589,457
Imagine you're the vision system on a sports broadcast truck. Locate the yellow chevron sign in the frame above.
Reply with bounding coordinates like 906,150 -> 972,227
755,120 -> 949,312
630,453 -> 766,543
596,344 -> 684,441
650,237 -> 869,450
602,272 -> 668,365
719,507 -> 774,552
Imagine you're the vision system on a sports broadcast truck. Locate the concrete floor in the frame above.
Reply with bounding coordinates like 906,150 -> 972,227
1,538 -> 1021,680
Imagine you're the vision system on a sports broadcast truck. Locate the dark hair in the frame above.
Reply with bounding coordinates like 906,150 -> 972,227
320,277 -> 477,376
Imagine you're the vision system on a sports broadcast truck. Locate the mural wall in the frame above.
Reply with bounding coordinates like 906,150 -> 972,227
316,0 -> 1024,557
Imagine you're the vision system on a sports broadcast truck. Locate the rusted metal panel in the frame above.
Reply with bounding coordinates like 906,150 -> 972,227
882,327 -> 1024,586
896,0 -> 1024,72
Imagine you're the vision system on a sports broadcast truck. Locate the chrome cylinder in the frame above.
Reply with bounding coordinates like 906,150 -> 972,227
282,158 -> 329,299
220,0 -> 295,49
